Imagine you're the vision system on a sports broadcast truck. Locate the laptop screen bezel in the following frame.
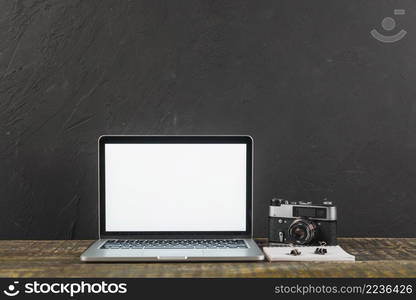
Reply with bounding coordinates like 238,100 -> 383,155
98,135 -> 253,239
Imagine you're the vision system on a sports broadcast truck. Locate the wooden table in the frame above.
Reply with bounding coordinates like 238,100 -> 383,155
0,238 -> 415,278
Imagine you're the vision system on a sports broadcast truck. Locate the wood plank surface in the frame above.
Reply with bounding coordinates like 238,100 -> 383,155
0,238 -> 415,278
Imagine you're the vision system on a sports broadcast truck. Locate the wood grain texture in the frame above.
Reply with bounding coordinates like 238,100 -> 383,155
0,238 -> 415,278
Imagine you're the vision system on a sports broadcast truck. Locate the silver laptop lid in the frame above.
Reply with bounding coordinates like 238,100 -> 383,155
98,136 -> 253,239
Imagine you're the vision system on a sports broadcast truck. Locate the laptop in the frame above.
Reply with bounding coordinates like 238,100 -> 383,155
80,135 -> 264,262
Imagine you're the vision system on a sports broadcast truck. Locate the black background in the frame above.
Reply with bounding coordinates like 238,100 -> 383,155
1,0 -> 415,239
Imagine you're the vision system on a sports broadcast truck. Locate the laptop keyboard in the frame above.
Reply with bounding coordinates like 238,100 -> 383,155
101,239 -> 248,249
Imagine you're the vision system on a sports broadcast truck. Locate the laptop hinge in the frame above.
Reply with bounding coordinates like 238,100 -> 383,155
99,234 -> 252,240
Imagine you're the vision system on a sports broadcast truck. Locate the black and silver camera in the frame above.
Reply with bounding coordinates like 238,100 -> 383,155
269,198 -> 337,245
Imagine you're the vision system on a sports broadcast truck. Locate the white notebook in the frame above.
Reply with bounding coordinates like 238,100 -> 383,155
263,245 -> 355,262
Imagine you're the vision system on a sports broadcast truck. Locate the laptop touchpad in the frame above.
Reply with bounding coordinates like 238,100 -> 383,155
142,250 -> 204,257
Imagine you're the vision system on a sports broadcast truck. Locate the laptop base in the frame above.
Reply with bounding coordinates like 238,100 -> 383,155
80,238 -> 264,262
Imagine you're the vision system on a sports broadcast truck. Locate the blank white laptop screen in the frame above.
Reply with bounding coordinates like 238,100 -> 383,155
105,143 -> 247,232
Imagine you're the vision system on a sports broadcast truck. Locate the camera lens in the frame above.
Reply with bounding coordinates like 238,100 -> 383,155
288,219 -> 317,245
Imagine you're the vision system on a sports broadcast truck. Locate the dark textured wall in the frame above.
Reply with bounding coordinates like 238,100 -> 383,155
1,0 -> 415,239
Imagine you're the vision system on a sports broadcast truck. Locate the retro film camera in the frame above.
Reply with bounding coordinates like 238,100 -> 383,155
269,198 -> 337,245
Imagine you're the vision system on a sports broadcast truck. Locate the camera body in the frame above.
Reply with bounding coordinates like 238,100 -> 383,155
269,198 -> 337,245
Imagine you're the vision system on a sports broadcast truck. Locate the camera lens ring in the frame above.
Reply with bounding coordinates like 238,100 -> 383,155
288,219 -> 317,245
